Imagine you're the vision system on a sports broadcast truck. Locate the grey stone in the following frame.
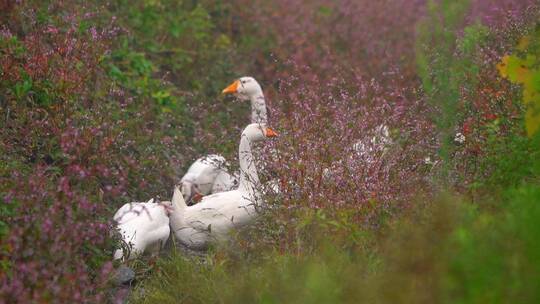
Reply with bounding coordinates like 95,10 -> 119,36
114,265 -> 135,286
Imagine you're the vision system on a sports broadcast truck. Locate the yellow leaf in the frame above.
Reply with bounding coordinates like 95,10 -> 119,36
515,66 -> 532,84
525,104 -> 540,137
499,31 -> 540,138
497,54 -> 510,78
505,55 -> 531,84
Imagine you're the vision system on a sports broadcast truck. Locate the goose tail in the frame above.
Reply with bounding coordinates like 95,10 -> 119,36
170,185 -> 187,237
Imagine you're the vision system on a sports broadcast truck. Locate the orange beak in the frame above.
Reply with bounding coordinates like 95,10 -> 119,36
222,80 -> 240,94
265,127 -> 279,138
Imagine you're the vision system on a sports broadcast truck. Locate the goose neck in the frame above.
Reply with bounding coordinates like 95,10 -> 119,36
250,92 -> 267,124
238,134 -> 260,199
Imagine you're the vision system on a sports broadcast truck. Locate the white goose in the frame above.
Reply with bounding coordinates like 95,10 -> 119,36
113,199 -> 171,260
353,124 -> 392,157
179,77 -> 269,203
170,123 -> 278,250
322,124 -> 393,182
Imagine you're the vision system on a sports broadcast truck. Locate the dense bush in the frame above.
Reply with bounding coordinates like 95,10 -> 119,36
0,0 -> 246,301
0,2 -> 119,301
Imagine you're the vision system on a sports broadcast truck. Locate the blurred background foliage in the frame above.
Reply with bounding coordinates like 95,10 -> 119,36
498,25 -> 540,137
1,0 -> 540,302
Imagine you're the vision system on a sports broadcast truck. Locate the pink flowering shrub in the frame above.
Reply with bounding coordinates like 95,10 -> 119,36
469,0 -> 537,26
225,0 -> 539,251
223,1 -> 434,246
233,0 -> 424,83
0,1 -> 194,301
266,66 -> 435,210
0,2 -> 118,301
241,64 -> 437,254
0,0 -> 262,300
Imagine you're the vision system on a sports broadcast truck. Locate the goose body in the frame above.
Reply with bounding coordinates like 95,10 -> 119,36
321,124 -> 393,182
212,168 -> 240,193
113,199 -> 170,260
171,123 -> 277,250
180,154 -> 238,204
170,188 -> 257,249
353,124 -> 392,157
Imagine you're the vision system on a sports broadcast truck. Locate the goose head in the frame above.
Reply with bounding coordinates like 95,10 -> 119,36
222,76 -> 263,101
180,180 -> 203,206
242,123 -> 278,142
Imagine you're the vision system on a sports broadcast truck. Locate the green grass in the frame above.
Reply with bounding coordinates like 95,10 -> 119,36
130,183 -> 540,303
